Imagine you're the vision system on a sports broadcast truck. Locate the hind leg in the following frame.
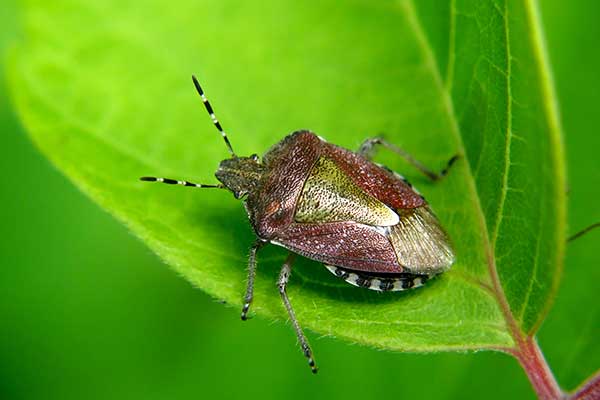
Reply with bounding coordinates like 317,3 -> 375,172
358,137 -> 459,181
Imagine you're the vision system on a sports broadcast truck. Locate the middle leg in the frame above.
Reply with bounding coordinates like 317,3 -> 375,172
358,137 -> 459,181
241,239 -> 266,320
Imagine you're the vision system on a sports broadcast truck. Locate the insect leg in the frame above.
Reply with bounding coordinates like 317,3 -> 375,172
568,222 -> 600,242
241,239 -> 267,320
358,137 -> 459,181
277,253 -> 317,374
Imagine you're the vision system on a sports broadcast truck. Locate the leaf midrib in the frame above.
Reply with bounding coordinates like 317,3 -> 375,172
402,0 -> 518,344
405,0 -> 567,341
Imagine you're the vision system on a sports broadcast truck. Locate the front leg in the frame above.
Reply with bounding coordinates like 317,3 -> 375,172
358,137 -> 459,181
277,253 -> 317,374
241,239 -> 266,320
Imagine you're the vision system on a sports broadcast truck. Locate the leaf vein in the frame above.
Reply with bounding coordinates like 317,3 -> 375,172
403,0 -> 515,344
490,0 -> 514,250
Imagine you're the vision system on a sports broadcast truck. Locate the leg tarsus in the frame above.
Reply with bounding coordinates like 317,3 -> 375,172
358,137 -> 460,182
357,137 -> 384,160
277,253 -> 317,374
568,222 -> 600,242
436,154 -> 461,181
241,239 -> 266,321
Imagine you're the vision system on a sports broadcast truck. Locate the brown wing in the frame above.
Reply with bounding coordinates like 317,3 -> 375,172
247,131 -> 321,239
304,141 -> 453,275
273,221 -> 403,273
387,206 -> 454,275
295,156 -> 399,226
257,131 -> 454,275
320,142 -> 426,210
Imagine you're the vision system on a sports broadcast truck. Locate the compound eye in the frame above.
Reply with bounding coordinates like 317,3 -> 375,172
250,154 -> 259,161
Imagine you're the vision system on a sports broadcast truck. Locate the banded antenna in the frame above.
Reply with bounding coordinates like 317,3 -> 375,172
192,75 -> 236,157
139,75 -> 234,189
139,176 -> 224,189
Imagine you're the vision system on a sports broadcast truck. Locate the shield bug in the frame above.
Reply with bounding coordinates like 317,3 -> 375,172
141,76 -> 457,374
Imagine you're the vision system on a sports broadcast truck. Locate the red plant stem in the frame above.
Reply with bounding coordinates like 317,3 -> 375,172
512,336 -> 564,399
570,370 -> 600,400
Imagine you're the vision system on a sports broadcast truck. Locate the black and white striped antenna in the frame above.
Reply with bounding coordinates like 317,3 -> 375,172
192,75 -> 236,157
139,176 -> 223,189
139,75 -> 232,189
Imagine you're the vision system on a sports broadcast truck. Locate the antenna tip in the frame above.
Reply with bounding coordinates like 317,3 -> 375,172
191,75 -> 203,95
140,176 -> 157,182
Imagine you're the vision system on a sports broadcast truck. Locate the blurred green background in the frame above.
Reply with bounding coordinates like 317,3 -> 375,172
1,1 -> 598,399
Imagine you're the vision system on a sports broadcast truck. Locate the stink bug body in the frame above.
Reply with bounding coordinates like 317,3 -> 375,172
141,76 -> 457,374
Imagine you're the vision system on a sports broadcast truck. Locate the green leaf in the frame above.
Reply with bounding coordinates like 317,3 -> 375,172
415,0 -> 567,334
8,0 -> 564,352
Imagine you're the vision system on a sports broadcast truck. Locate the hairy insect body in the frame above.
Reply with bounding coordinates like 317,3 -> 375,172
229,130 -> 454,278
141,76 -> 457,374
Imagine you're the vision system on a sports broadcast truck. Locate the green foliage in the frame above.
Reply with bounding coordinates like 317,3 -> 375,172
429,0 -> 567,334
8,0 -> 566,353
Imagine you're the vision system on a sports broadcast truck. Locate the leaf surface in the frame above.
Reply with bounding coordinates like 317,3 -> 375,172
8,0 -> 564,351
